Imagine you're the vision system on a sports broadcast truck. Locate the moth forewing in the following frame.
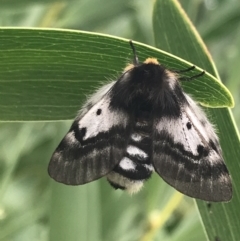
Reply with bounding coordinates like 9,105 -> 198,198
48,91 -> 131,185
152,91 -> 232,202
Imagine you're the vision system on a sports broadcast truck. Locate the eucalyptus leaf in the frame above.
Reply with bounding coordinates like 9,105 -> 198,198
0,28 -> 233,122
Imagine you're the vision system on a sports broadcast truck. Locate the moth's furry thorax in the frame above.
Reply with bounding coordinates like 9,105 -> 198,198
110,59 -> 186,117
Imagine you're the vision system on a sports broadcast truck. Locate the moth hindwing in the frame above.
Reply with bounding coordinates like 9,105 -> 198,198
48,40 -> 232,202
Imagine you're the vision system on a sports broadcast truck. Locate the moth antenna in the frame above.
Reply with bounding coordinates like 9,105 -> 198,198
129,40 -> 139,65
172,65 -> 195,73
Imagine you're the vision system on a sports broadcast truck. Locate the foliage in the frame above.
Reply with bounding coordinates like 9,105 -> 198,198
0,0 -> 240,241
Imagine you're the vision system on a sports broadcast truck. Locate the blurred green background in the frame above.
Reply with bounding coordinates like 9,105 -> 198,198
0,0 -> 240,241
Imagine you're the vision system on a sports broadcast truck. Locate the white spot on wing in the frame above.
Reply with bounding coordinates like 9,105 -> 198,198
127,145 -> 148,159
155,99 -> 219,156
79,96 -> 129,141
184,94 -> 218,141
119,157 -> 136,171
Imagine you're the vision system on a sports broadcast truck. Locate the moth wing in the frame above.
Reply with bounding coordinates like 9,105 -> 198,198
152,94 -> 232,202
48,83 -> 130,185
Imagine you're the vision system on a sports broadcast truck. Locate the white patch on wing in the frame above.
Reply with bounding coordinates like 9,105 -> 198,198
127,145 -> 148,159
78,95 -> 129,140
184,107 -> 209,143
155,94 -> 221,157
119,157 -> 136,171
184,94 -> 218,141
155,116 -> 201,155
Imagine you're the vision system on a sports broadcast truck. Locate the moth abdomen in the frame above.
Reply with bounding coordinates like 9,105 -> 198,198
107,120 -> 153,194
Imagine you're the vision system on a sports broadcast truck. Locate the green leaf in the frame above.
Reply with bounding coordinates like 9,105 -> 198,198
0,28 -> 233,122
153,0 -> 240,241
49,182 -> 101,241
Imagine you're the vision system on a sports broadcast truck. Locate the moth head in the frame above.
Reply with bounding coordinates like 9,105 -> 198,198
123,57 -> 161,72
122,41 -> 174,91
125,41 -> 174,86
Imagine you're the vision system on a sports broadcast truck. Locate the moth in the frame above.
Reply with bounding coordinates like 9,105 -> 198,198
48,41 -> 232,202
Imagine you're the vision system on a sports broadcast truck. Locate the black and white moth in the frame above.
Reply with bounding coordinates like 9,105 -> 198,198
48,41 -> 232,202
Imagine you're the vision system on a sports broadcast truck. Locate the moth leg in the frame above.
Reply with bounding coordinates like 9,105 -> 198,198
171,65 -> 195,73
179,71 -> 205,81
